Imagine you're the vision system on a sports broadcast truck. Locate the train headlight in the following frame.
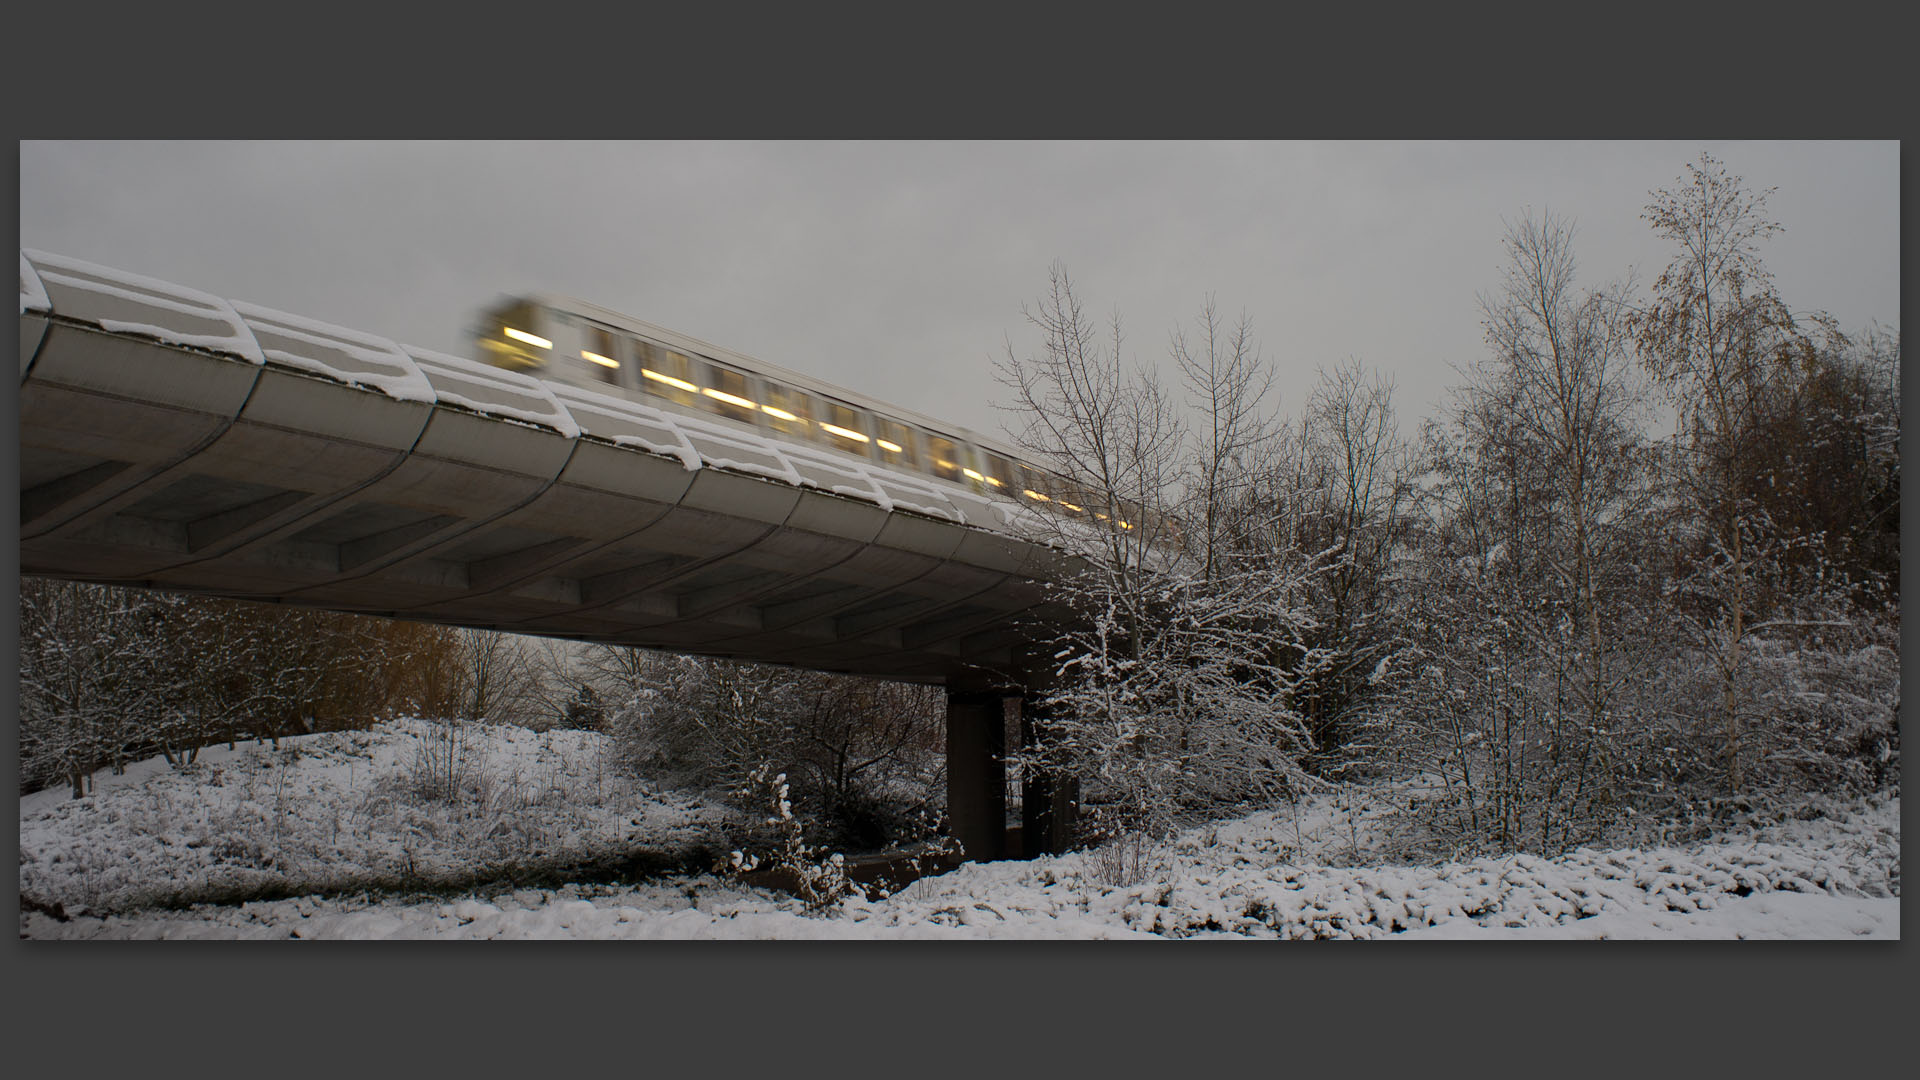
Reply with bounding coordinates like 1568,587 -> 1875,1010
504,327 -> 552,350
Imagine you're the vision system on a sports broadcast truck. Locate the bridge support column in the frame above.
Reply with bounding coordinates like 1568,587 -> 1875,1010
946,688 -> 1006,862
1020,694 -> 1079,856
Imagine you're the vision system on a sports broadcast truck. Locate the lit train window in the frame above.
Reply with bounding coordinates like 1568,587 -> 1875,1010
925,434 -> 963,482
759,380 -> 815,440
583,327 -> 621,386
818,400 -> 874,458
1052,477 -> 1092,514
874,419 -> 919,468
1016,465 -> 1054,505
700,363 -> 758,425
956,445 -> 995,490
634,341 -> 698,407
980,453 -> 1013,492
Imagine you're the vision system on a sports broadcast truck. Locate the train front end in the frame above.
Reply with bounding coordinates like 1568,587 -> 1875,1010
475,298 -> 557,374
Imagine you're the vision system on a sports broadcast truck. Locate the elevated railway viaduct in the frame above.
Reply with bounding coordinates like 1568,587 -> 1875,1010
18,250 -> 1082,859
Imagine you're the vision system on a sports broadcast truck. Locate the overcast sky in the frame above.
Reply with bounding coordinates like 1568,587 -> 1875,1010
18,141 -> 1899,440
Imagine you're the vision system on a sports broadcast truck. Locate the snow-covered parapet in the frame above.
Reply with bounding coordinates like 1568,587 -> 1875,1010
20,251 -> 49,315
548,381 -> 703,471
23,249 -> 264,364
403,345 -> 580,439
673,409 -> 809,488
232,300 -> 434,404
548,379 -> 975,525
861,465 -> 967,523
18,248 -> 1061,545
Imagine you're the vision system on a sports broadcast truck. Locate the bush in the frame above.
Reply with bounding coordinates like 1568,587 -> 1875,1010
605,654 -> 944,851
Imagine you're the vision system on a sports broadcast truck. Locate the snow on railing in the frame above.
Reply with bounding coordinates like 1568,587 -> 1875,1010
20,251 -> 50,315
404,345 -> 581,440
24,249 -> 263,364
232,300 -> 436,404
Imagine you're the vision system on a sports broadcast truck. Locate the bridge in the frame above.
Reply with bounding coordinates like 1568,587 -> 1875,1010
17,249 -> 1079,859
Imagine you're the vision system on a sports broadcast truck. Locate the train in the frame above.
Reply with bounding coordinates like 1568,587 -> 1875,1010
472,294 -> 1154,537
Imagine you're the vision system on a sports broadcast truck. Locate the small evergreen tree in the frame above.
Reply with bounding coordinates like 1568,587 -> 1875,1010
558,682 -> 607,731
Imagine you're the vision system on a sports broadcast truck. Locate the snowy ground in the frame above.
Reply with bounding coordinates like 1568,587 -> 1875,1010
19,718 -> 747,919
18,719 -> 1900,940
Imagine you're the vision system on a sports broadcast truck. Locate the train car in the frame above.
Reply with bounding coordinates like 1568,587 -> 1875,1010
472,294 -> 1155,538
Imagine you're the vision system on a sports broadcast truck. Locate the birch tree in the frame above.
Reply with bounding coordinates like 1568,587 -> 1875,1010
1632,153 -> 1842,795
1476,211 -> 1647,821
1279,360 -> 1412,770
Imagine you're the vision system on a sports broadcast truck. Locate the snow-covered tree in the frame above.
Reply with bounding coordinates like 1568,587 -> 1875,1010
1274,359 -> 1414,772
558,682 -> 608,730
997,264 -> 1332,839
1630,153 -> 1847,795
18,580 -> 469,796
1384,212 -> 1661,852
18,579 -> 164,796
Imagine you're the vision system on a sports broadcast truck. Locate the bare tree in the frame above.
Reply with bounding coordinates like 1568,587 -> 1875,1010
449,628 -> 545,724
1475,210 -> 1647,827
1170,298 -> 1278,582
996,264 -> 1329,838
1632,153 -> 1844,795
1267,359 -> 1413,771
996,260 -> 1185,587
574,641 -> 658,712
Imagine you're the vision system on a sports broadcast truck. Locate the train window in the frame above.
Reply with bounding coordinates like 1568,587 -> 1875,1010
635,341 -> 698,407
925,434 -> 963,483
1052,477 -> 1091,514
1015,465 -> 1055,506
582,327 -> 621,386
700,362 -> 758,425
980,453 -> 1014,492
955,445 -> 996,491
818,400 -> 874,458
874,419 -> 919,468
759,380 -> 815,441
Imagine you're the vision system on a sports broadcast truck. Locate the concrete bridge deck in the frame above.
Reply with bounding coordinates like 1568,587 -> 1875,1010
19,249 -> 1080,685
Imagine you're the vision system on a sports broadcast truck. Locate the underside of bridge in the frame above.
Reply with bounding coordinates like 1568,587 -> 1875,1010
18,249 -> 1085,860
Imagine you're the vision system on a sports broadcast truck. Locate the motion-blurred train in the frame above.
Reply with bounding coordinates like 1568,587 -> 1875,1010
474,294 -> 1152,535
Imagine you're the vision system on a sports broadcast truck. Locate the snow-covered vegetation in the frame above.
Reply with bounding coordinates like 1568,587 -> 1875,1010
18,721 -> 1897,939
990,155 -> 1900,859
19,719 -> 747,919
